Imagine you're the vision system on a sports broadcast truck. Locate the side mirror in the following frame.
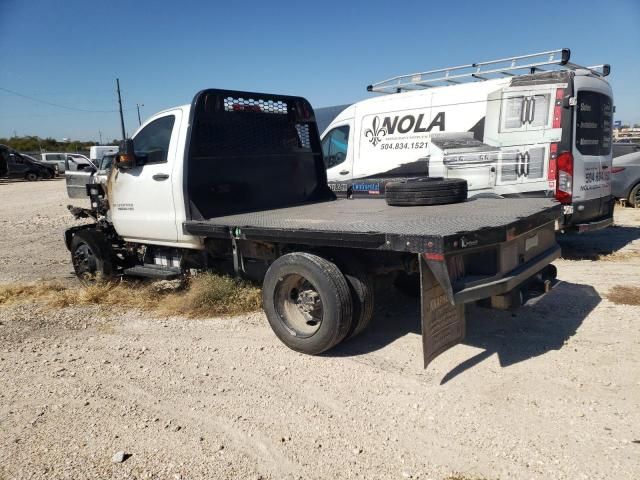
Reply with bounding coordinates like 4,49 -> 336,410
116,139 -> 136,169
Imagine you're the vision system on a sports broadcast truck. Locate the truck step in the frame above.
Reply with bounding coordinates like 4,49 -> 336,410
124,264 -> 182,279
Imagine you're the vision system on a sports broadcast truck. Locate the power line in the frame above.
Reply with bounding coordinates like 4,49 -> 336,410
0,86 -> 131,113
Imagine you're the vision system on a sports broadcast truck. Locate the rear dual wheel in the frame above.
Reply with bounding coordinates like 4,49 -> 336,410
262,252 -> 374,355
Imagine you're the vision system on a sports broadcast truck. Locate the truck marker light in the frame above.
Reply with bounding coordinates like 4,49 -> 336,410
610,167 -> 625,174
556,151 -> 574,204
424,253 -> 444,261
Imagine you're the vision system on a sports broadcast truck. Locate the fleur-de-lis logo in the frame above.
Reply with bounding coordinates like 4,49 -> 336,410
365,116 -> 386,147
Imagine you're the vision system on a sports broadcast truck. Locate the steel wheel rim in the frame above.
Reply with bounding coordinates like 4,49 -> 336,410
274,274 -> 324,338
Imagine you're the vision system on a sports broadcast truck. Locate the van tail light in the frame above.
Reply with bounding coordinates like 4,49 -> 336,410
556,151 -> 573,204
610,166 -> 625,174
552,88 -> 564,129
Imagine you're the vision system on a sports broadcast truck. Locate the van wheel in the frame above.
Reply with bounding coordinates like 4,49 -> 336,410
629,183 -> 640,207
262,252 -> 353,355
70,229 -> 114,282
385,177 -> 467,206
25,172 -> 39,181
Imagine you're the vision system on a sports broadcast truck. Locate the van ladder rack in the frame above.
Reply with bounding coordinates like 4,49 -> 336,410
367,48 -> 610,94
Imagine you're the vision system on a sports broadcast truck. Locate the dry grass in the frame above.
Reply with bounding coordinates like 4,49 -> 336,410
0,273 -> 261,317
606,285 -> 640,306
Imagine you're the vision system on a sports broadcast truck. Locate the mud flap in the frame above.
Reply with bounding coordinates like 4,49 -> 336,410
420,254 -> 465,368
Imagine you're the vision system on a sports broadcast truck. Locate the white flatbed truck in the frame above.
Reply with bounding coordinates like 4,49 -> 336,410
65,89 -> 561,367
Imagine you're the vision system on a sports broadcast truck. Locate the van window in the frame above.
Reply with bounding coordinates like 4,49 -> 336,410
503,94 -> 550,129
133,115 -> 176,164
576,91 -> 612,156
529,94 -> 550,127
504,96 -> 525,129
322,126 -> 349,169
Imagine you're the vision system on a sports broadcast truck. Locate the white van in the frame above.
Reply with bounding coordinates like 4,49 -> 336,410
89,145 -> 119,164
321,49 -> 614,232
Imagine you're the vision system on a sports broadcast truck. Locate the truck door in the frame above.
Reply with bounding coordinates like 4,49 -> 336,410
322,123 -> 353,182
110,110 -> 182,242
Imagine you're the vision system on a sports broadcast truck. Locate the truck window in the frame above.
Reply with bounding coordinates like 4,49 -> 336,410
133,115 -> 176,164
576,91 -> 612,156
322,126 -> 349,169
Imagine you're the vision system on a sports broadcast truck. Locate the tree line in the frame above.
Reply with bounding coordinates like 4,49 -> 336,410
0,136 -> 119,153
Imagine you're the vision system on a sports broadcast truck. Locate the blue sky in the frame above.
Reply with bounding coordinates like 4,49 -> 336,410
0,0 -> 638,141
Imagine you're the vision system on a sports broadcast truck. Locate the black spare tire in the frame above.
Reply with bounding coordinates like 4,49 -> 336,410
385,177 -> 467,206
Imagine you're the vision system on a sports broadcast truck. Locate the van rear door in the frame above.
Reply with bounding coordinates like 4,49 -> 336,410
572,88 -> 613,218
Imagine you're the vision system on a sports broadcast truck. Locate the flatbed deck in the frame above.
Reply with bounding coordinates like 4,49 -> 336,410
184,197 -> 561,254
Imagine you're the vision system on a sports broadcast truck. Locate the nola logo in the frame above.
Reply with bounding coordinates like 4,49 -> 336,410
365,112 -> 446,146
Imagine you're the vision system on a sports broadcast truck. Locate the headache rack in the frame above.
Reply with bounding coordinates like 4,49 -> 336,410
367,48 -> 611,94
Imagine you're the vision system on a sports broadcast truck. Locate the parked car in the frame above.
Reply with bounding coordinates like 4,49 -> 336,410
38,152 -> 93,173
612,142 -> 640,158
612,150 -> 640,206
0,145 -> 55,180
22,154 -> 58,177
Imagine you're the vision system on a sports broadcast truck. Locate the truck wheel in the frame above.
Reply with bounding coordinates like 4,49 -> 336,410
333,256 -> 375,339
385,177 -> 467,206
262,252 -> 353,355
25,172 -> 39,181
629,183 -> 640,207
70,229 -> 114,281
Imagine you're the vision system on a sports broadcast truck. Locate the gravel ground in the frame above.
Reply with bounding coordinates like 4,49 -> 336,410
1,179 -> 639,480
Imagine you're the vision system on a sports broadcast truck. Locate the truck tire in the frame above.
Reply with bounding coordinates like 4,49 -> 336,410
385,177 -> 467,206
262,252 -> 353,355
25,171 -> 39,181
333,255 -> 375,339
70,229 -> 114,281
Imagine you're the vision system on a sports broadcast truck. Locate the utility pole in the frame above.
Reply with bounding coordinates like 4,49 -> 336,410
98,130 -> 103,145
116,78 -> 126,141
136,103 -> 144,126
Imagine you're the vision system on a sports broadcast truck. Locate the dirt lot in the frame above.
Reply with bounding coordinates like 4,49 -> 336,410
1,179 -> 639,480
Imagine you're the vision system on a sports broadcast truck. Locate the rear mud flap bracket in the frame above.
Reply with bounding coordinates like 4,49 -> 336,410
420,254 -> 465,368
